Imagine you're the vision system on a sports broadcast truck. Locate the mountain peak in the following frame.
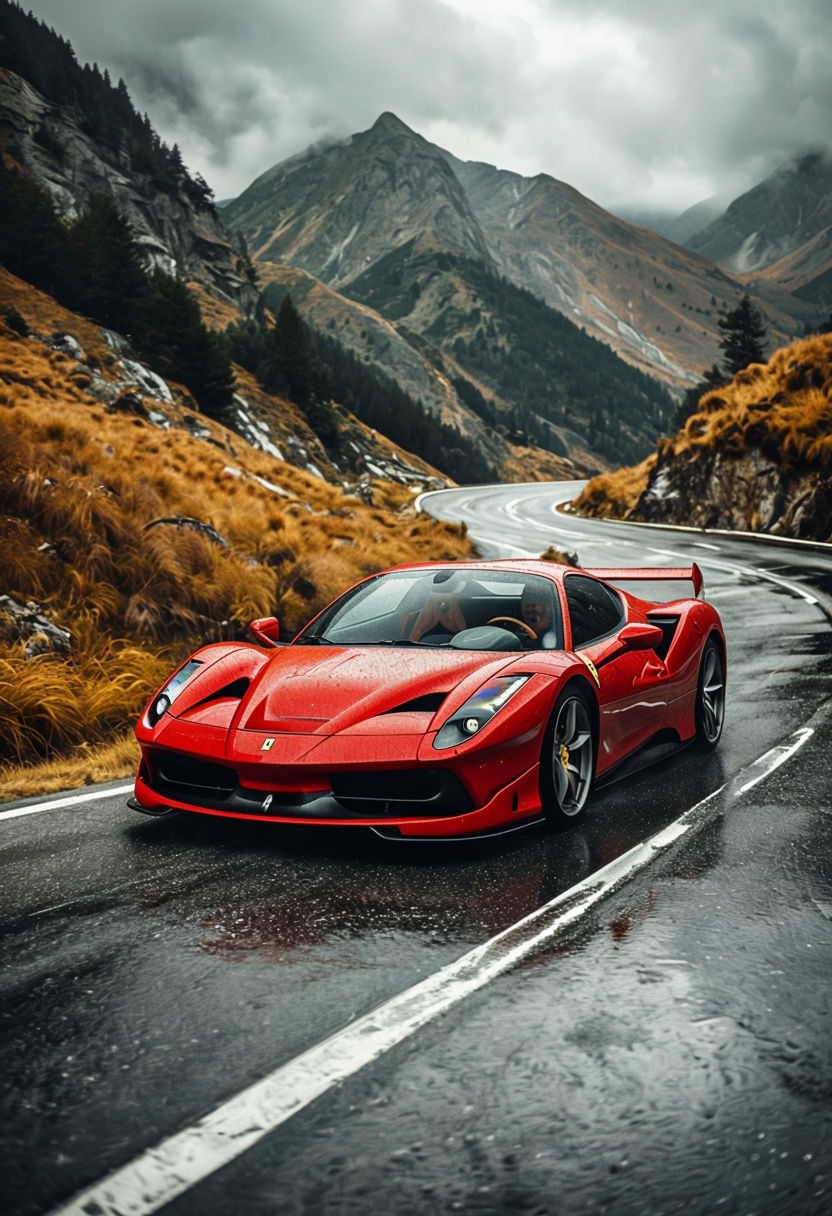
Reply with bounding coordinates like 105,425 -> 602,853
686,144 -> 832,275
225,108 -> 492,279
370,111 -> 415,137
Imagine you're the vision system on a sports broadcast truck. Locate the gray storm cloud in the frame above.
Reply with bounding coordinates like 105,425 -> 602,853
23,0 -> 832,214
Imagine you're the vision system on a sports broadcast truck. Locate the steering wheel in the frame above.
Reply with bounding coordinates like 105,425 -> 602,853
487,615 -> 538,641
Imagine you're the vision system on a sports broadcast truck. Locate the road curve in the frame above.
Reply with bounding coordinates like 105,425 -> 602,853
2,482 -> 831,1216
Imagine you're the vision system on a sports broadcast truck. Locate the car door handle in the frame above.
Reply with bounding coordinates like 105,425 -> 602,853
634,659 -> 667,687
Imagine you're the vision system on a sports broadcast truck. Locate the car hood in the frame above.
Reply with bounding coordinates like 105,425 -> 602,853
172,644 -> 522,736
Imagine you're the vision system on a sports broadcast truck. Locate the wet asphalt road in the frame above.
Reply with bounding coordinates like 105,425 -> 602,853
1,483 -> 831,1216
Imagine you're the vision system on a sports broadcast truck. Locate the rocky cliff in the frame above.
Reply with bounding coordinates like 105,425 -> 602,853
636,444 -> 831,541
0,68 -> 255,313
573,332 -> 832,543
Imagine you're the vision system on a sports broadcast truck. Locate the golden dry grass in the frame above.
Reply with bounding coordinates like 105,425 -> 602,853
574,332 -> 832,519
673,334 -> 832,466
571,456 -> 656,518
0,643 -> 173,766
0,277 -> 476,791
0,733 -> 140,801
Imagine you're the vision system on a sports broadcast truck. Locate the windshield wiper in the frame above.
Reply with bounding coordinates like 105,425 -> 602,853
296,636 -> 445,647
376,638 -> 452,647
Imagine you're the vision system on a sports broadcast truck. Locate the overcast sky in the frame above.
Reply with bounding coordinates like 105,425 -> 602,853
23,0 -> 832,216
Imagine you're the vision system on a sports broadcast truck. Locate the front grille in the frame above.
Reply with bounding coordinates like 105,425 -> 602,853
146,751 -> 472,820
330,769 -> 472,816
151,752 -> 237,798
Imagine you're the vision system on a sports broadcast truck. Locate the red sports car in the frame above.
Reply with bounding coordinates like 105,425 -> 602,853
130,559 -> 726,840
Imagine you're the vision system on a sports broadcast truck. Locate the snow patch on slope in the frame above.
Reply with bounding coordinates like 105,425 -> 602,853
588,295 -> 694,381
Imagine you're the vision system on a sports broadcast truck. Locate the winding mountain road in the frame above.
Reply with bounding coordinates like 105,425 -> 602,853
2,482 -> 831,1216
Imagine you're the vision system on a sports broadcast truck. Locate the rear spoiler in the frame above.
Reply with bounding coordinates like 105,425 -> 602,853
585,563 -> 703,598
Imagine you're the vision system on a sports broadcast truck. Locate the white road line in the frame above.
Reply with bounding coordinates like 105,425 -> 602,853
645,545 -> 820,606
49,787 -> 726,1216
746,566 -> 820,606
505,499 -> 585,539
47,722 -> 818,1216
0,784 -> 134,821
735,727 -> 814,794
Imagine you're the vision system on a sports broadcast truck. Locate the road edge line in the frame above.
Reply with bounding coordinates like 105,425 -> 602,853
0,784 -> 134,821
49,785 -> 725,1216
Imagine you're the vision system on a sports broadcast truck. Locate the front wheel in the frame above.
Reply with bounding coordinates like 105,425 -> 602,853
695,637 -> 725,750
540,687 -> 595,828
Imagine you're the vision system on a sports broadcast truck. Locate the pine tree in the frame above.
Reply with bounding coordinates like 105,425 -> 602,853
64,192 -> 146,331
257,296 -> 329,407
132,271 -> 235,420
0,159 -> 67,295
717,295 -> 767,376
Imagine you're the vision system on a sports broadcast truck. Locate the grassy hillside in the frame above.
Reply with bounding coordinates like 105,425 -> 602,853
671,333 -> 832,467
0,277 -> 475,797
574,331 -> 832,524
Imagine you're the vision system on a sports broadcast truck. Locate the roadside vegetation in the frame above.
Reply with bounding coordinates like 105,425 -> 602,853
0,306 -> 474,798
672,332 -> 832,467
574,326 -> 832,521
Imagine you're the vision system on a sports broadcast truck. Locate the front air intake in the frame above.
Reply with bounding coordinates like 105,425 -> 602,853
151,752 -> 237,798
330,769 -> 472,816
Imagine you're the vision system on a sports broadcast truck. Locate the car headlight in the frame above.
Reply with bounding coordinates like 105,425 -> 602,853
434,675 -> 530,750
145,659 -> 203,727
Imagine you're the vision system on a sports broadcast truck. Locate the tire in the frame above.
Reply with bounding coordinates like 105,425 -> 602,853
695,636 -> 725,751
540,685 -> 595,827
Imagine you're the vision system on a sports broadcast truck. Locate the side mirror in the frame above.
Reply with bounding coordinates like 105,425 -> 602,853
250,616 -> 281,647
618,622 -> 665,651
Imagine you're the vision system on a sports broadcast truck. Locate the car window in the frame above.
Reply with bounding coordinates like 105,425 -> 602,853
301,568 -> 564,649
311,570 -> 428,642
564,574 -> 623,648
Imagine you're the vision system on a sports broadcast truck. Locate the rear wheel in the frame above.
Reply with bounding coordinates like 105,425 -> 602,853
695,637 -> 725,750
540,686 -> 595,827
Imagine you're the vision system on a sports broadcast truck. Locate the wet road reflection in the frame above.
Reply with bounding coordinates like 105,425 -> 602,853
121,741 -> 727,962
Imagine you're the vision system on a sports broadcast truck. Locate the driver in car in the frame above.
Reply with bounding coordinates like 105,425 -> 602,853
520,581 -> 559,649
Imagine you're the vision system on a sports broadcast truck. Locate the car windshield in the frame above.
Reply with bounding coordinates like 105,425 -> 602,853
297,568 -> 563,649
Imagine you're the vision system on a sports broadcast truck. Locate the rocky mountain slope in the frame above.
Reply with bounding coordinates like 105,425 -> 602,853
439,151 -> 804,385
224,113 -> 690,473
225,113 -> 816,388
572,330 -> 832,543
0,264 -> 454,495
684,149 -> 832,308
0,67 -> 254,315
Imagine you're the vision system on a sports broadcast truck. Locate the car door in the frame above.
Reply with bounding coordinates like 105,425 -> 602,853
563,573 -> 667,763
